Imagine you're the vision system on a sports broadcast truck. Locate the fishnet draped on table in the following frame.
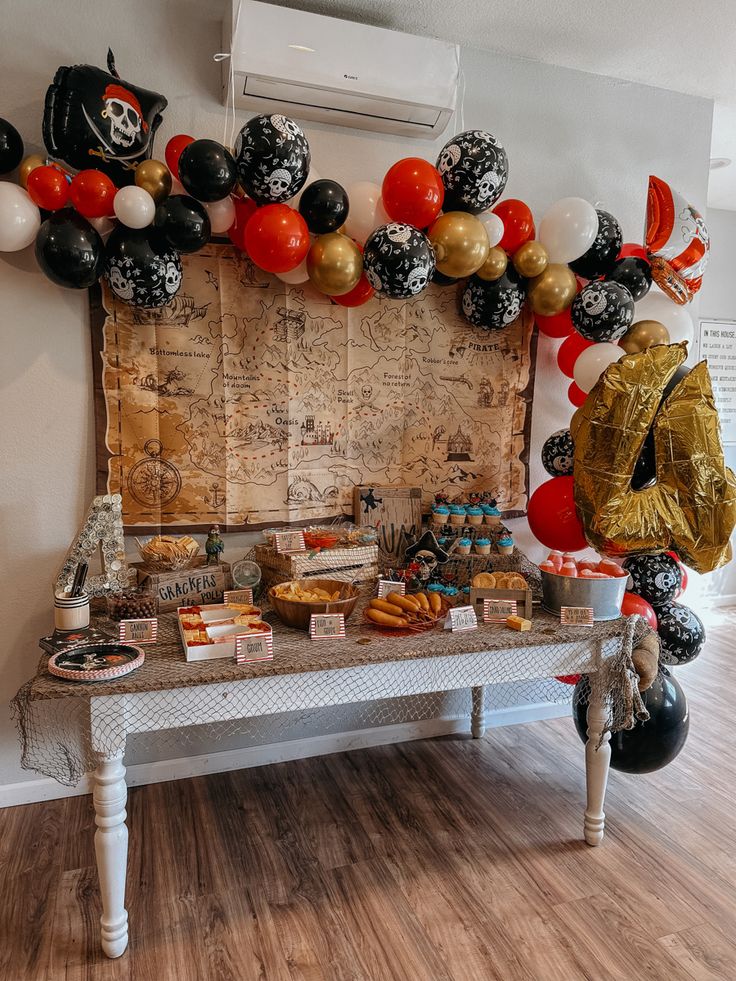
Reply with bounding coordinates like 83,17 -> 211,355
11,597 -> 651,786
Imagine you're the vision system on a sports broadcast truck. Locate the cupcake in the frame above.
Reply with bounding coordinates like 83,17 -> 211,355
427,582 -> 445,594
431,504 -> 450,526
444,585 -> 459,598
484,505 -> 501,527
449,504 -> 467,526
456,537 -> 472,555
497,535 -> 514,555
474,537 -> 491,555
466,504 -> 484,525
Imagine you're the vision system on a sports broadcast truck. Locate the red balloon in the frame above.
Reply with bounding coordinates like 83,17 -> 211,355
568,381 -> 588,407
618,242 -> 648,262
69,169 -> 116,218
621,591 -> 658,630
244,204 -> 310,273
555,675 -> 581,686
527,476 -> 588,552
382,157 -> 444,228
165,134 -> 194,180
333,272 -> 375,307
228,197 -> 259,251
492,199 -> 535,254
536,309 -> 574,339
557,332 -> 594,377
26,165 -> 69,211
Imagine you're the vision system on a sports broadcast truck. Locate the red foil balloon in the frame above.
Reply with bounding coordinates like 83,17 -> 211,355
165,134 -> 194,180
244,204 -> 310,273
558,332 -> 594,377
527,476 -> 588,552
69,169 -> 116,218
492,199 -> 535,254
568,381 -> 588,407
536,309 -> 574,339
228,196 -> 259,252
381,157 -> 444,228
621,591 -> 658,630
333,272 -> 375,307
27,165 -> 69,211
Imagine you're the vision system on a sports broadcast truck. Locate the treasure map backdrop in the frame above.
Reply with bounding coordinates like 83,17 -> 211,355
91,243 -> 538,532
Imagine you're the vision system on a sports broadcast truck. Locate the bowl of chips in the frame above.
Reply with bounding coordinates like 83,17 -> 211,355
135,534 -> 200,572
268,578 -> 361,630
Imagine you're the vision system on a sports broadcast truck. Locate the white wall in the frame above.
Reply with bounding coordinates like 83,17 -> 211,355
0,0 -> 713,793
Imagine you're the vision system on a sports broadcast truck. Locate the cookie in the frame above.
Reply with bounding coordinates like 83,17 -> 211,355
493,573 -> 509,588
505,574 -> 527,590
472,572 -> 496,588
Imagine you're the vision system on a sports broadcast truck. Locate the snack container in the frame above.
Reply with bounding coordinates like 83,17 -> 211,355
54,590 -> 90,631
178,603 -> 268,661
541,570 -> 626,621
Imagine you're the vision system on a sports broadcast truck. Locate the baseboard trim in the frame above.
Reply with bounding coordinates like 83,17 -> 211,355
0,700 -> 571,808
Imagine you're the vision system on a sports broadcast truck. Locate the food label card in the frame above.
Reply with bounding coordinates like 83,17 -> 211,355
309,613 -> 346,640
235,630 -> 274,663
274,531 -> 306,553
377,579 -> 405,598
224,588 -> 254,606
560,606 -> 594,627
118,618 -> 158,645
445,605 -> 478,632
483,599 -> 517,623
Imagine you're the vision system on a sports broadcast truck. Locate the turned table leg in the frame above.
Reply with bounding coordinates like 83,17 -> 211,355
471,685 -> 486,739
93,755 -> 129,958
584,691 -> 611,846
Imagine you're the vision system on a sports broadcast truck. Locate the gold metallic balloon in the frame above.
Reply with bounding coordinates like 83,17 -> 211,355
307,232 -> 363,296
135,159 -> 172,204
18,153 -> 46,190
619,319 -> 670,354
527,263 -> 577,316
427,211 -> 489,278
476,245 -> 508,282
513,240 -> 549,278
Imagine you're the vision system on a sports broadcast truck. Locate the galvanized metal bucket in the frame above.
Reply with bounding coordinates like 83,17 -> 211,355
541,571 -> 627,621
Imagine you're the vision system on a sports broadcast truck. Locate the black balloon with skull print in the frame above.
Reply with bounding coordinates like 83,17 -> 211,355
622,552 -> 683,607
362,223 -> 436,300
235,113 -> 311,205
435,130 -> 508,214
541,429 -> 575,477
460,266 -> 526,331
656,601 -> 706,666
104,226 -> 182,308
42,51 -> 167,187
571,280 -> 635,342
569,210 -> 622,279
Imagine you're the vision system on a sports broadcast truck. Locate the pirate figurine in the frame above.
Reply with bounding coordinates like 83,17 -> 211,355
205,525 -> 225,566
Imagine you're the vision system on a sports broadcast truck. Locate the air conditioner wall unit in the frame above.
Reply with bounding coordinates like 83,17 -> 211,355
224,1 -> 459,138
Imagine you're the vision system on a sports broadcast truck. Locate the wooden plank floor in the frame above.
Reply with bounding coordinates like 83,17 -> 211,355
3,610 -> 736,981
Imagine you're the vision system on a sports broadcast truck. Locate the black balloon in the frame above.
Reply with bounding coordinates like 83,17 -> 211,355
605,256 -> 652,302
363,223 -> 435,299
572,669 -> 689,774
0,117 -> 24,174
104,226 -> 182,307
569,210 -> 622,279
35,209 -> 104,289
631,364 -> 691,490
42,49 -> 167,186
571,280 -> 634,342
656,601 -> 705,665
622,553 -> 682,606
178,139 -> 236,203
235,113 -> 310,205
153,195 -> 210,253
541,429 -> 574,477
298,179 -> 349,234
432,268 -> 457,286
436,129 -> 508,214
461,267 -> 526,331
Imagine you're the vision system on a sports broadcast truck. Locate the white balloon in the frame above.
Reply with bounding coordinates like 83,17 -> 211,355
0,183 -> 41,252
113,186 -> 155,228
204,196 -> 236,234
573,342 -> 624,393
634,287 -> 694,347
276,256 -> 310,284
479,211 -> 504,248
539,197 -> 598,263
343,181 -> 387,243
290,166 -> 320,207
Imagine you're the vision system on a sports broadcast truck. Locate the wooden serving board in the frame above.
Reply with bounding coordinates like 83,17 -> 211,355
353,485 -> 423,557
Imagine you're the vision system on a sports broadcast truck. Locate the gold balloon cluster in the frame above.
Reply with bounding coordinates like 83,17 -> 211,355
135,159 -> 172,204
428,212 -> 489,279
307,233 -> 363,295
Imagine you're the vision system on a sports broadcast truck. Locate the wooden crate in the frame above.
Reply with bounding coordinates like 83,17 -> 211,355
134,557 -> 232,612
254,543 -> 379,585
470,587 -> 533,621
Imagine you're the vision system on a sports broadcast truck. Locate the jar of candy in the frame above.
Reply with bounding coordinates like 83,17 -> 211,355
106,587 -> 158,622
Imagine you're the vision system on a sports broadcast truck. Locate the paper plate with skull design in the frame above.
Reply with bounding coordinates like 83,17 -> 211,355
48,643 -> 145,682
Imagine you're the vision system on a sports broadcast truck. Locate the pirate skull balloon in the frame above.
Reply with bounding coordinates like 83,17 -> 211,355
461,267 -> 526,331
571,280 -> 635,342
42,50 -> 167,186
436,130 -> 508,214
104,225 -> 182,307
362,223 -> 435,300
569,210 -> 622,279
622,552 -> 682,607
235,113 -> 310,205
656,600 -> 705,665
541,429 -> 575,477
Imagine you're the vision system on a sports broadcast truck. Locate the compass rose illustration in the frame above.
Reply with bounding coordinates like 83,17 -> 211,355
128,439 -> 182,508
